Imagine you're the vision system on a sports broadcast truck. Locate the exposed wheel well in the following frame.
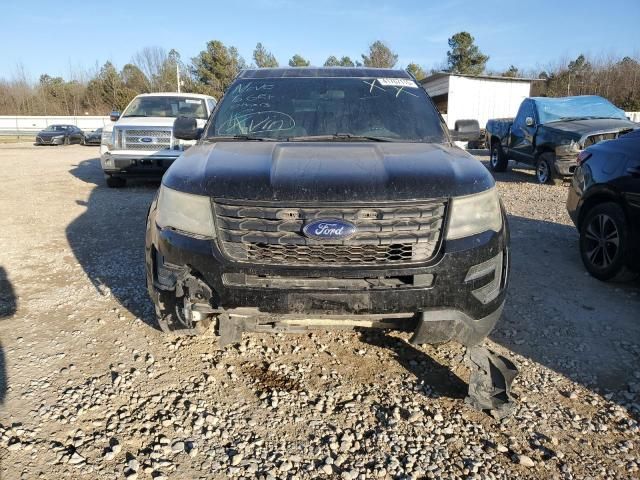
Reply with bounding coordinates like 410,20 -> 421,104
535,146 -> 554,158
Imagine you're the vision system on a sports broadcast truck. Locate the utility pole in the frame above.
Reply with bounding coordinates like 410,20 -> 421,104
176,64 -> 181,93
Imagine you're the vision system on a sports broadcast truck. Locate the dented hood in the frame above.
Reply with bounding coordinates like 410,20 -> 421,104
541,118 -> 637,138
163,141 -> 494,202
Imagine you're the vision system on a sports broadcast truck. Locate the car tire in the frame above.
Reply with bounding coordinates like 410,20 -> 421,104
535,153 -> 562,185
579,202 -> 638,281
489,142 -> 508,172
105,175 -> 126,188
64,136 -> 70,146
81,136 -> 86,145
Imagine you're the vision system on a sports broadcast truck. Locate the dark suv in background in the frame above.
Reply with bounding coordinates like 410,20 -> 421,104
567,129 -> 640,281
144,68 -> 510,350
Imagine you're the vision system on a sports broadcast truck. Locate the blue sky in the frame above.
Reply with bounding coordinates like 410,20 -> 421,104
1,0 -> 639,80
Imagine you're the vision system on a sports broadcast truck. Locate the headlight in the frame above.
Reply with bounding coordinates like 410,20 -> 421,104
155,185 -> 215,238
446,188 -> 503,240
555,139 -> 581,157
101,129 -> 113,147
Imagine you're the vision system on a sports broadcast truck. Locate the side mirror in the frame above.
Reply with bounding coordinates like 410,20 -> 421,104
450,119 -> 480,142
525,116 -> 535,127
109,111 -> 121,122
173,116 -> 202,141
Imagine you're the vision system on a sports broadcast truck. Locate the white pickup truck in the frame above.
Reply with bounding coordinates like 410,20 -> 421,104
100,93 -> 216,187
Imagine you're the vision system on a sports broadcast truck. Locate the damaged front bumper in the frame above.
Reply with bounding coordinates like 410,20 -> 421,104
146,211 -> 510,347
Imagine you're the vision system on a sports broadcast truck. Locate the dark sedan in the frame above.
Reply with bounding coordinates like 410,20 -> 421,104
567,129 -> 640,280
84,128 -> 103,145
35,125 -> 85,145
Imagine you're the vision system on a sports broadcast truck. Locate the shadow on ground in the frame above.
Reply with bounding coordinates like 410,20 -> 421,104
493,214 -> 640,419
358,329 -> 468,401
0,266 -> 17,404
66,158 -> 159,329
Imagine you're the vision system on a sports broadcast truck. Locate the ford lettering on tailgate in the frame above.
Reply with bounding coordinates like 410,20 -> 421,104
303,219 -> 357,240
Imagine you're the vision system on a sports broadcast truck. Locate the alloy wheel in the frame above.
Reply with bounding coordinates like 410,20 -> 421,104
490,148 -> 498,167
537,160 -> 549,183
583,214 -> 620,268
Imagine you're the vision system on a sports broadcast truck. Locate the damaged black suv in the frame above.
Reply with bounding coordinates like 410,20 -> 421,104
145,68 -> 510,351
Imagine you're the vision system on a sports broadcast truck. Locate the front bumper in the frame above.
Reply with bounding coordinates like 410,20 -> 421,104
36,136 -> 64,145
101,151 -> 180,178
555,156 -> 577,177
147,213 -> 510,346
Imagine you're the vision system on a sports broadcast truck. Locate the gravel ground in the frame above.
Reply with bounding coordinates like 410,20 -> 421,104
0,144 -> 638,480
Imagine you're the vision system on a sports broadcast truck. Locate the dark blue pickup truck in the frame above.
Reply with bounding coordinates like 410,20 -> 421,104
485,95 -> 637,184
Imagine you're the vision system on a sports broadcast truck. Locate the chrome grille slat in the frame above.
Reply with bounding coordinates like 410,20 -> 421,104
113,127 -> 172,151
213,200 -> 446,266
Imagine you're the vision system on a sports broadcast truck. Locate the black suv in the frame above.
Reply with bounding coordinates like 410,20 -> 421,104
567,129 -> 640,280
145,68 -> 510,348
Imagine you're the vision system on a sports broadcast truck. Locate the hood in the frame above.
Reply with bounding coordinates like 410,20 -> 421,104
38,130 -> 67,136
541,118 -> 637,138
163,141 -> 494,202
114,116 -> 207,129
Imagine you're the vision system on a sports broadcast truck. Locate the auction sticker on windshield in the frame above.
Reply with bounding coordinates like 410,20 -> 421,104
377,78 -> 419,88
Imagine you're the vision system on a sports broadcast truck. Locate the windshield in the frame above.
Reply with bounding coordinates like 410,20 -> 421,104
44,125 -> 68,132
534,96 -> 627,124
208,77 -> 446,142
123,96 -> 208,120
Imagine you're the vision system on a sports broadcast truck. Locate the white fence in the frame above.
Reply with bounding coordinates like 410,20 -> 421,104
0,115 -> 112,136
0,111 -> 638,138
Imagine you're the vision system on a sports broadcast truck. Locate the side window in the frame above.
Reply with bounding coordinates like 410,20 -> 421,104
207,99 -> 216,114
514,101 -> 535,129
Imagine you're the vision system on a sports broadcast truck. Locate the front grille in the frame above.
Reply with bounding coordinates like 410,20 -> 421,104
213,200 -> 446,266
114,128 -> 172,150
584,129 -> 632,148
37,136 -> 51,144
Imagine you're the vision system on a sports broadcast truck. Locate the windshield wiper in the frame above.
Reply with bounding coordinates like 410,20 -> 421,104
546,116 -> 613,123
122,114 -> 148,118
206,135 -> 277,142
287,133 -> 394,142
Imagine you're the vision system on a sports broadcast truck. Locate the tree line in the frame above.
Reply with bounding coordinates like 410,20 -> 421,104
1,34 -> 639,116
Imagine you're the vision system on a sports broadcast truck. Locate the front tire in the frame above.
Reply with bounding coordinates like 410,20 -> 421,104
535,153 -> 562,185
579,202 -> 637,281
64,136 -> 70,146
489,142 -> 508,172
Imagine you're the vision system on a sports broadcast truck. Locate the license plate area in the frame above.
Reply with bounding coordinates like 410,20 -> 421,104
288,293 -> 370,314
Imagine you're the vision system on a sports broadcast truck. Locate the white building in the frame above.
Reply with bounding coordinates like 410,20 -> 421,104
420,73 -> 536,130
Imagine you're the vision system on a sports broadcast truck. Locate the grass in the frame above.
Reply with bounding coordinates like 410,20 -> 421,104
0,136 -> 35,144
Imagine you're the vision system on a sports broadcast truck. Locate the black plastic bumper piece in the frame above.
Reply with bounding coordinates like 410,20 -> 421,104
410,302 -> 504,347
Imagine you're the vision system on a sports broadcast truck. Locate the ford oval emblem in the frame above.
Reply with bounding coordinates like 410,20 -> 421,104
303,219 -> 357,241
140,137 -> 153,143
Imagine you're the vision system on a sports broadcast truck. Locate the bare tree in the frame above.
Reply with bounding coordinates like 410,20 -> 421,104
132,46 -> 169,91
